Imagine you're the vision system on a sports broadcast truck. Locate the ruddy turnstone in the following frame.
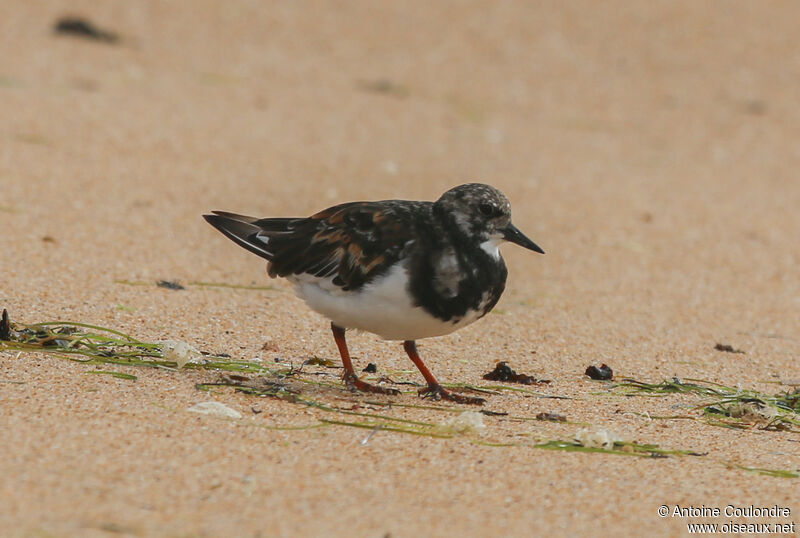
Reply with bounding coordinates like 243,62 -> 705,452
204,183 -> 543,405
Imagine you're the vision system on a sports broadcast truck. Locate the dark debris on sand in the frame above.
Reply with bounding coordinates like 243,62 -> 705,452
483,361 -> 550,385
53,16 -> 120,44
356,78 -> 410,98
585,364 -> 614,380
714,343 -> 745,354
536,412 -> 567,422
0,309 -> 10,340
303,356 -> 336,367
157,280 -> 186,290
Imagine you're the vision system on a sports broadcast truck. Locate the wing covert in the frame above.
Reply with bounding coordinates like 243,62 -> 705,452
265,202 -> 421,291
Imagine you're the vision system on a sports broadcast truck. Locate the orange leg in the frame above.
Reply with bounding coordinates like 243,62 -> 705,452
331,323 -> 399,395
403,340 -> 485,405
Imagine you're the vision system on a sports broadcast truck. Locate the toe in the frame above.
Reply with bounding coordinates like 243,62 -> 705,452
418,384 -> 485,405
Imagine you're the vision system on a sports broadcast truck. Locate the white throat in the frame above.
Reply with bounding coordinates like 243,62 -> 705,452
480,237 -> 502,260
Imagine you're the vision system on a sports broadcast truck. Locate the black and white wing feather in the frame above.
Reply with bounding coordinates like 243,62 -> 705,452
204,202 -> 426,291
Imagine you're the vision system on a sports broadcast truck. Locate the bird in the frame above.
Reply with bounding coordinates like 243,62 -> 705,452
204,183 -> 544,405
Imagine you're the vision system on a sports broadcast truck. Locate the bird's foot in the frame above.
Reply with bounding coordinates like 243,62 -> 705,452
418,384 -> 486,405
343,372 -> 400,395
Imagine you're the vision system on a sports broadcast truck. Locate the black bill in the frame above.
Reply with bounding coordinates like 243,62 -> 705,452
502,224 -> 544,254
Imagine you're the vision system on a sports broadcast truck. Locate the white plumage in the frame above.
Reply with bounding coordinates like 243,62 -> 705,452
289,261 -> 487,341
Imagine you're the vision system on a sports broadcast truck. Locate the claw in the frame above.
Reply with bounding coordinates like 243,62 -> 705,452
418,384 -> 485,405
344,372 -> 400,396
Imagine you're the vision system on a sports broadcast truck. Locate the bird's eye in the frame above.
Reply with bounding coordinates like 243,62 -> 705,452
479,203 -> 496,217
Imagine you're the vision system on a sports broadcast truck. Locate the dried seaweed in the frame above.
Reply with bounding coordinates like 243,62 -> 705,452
115,279 -> 279,291
53,16 -> 119,44
617,378 -> 800,431
446,382 -> 567,399
303,356 -> 336,368
533,439 -> 704,458
0,309 -> 10,340
714,343 -> 745,354
2,313 -> 569,440
156,280 -> 185,290
732,465 -> 799,479
585,364 -> 613,380
189,281 -> 279,291
197,377 -> 473,439
618,378 -> 730,396
483,361 -> 550,385
8,311 -> 789,460
0,314 -> 265,376
319,419 -> 453,438
536,412 -> 567,422
472,438 -> 704,458
85,370 -> 137,380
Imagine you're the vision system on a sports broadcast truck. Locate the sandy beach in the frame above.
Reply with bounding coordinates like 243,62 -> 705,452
1,1 -> 799,536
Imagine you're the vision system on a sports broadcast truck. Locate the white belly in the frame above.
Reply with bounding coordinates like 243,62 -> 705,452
287,262 -> 486,341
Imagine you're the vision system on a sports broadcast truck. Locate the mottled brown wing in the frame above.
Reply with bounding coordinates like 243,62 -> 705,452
252,202 -> 423,291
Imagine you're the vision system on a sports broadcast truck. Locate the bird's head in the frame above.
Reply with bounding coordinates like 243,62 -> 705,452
434,183 -> 544,255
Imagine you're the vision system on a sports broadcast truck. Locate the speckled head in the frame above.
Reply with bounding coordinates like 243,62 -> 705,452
434,183 -> 544,254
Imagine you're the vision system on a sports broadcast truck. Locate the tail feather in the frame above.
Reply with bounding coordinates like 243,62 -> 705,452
204,212 -> 279,260
208,211 -> 260,224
